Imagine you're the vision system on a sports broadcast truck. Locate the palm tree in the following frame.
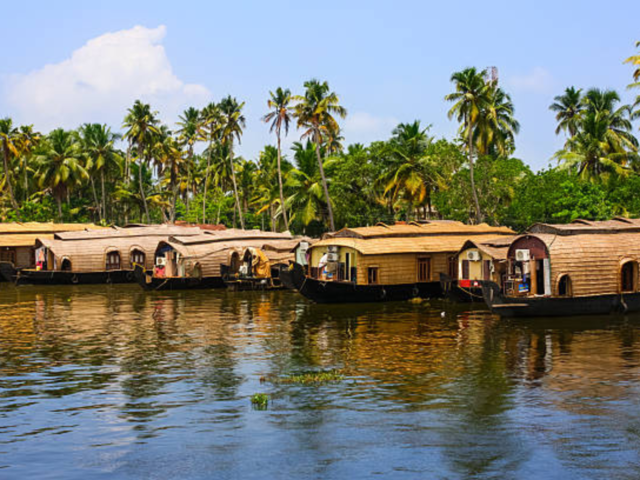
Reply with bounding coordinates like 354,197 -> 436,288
123,100 -> 160,223
549,87 -> 584,138
475,86 -> 520,157
36,129 -> 88,219
254,146 -> 292,230
262,87 -> 293,230
219,96 -> 246,229
16,125 -> 41,203
176,107 -> 203,217
155,129 -> 185,222
0,118 -> 21,212
445,68 -> 491,223
201,102 -> 222,223
79,123 -> 122,222
293,79 -> 347,231
583,88 -> 638,151
624,41 -> 640,85
286,141 -> 327,227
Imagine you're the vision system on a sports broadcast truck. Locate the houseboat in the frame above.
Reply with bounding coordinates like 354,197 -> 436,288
289,221 -> 514,303
440,237 -> 513,302
279,239 -> 313,290
481,218 -> 640,317
134,230 -> 303,291
6,225 -> 202,285
0,222 -> 103,282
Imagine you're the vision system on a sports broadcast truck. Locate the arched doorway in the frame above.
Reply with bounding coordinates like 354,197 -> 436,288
61,258 -> 72,271
621,261 -> 638,292
558,275 -> 572,297
106,251 -> 121,271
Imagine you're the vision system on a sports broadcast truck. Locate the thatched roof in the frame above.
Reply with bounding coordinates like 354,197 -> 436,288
458,236 -> 515,261
54,225 -> 202,240
325,221 -> 514,240
0,222 -> 103,247
529,217 -> 640,235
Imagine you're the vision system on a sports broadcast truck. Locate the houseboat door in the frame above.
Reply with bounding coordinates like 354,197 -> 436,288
345,253 -> 351,282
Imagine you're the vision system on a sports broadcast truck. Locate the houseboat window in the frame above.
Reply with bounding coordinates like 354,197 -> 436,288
621,261 -> 637,292
558,275 -> 572,297
130,249 -> 145,268
461,260 -> 470,280
106,251 -> 121,271
61,259 -> 72,271
447,256 -> 458,279
483,260 -> 492,280
367,267 -> 379,285
417,257 -> 431,282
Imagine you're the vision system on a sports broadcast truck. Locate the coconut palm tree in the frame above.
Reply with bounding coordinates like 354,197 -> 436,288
262,87 -> 293,230
154,130 -> 185,222
549,87 -> 584,138
625,41 -> 640,85
219,96 -> 246,229
201,102 -> 222,223
123,100 -> 160,223
36,129 -> 88,219
292,79 -> 347,231
286,141 -> 327,227
475,86 -> 520,157
16,125 -> 41,203
445,68 -> 491,223
0,118 -> 21,212
177,107 -> 204,216
79,123 -> 122,222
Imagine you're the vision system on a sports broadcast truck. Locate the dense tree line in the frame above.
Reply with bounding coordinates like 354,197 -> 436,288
1,43 -> 640,235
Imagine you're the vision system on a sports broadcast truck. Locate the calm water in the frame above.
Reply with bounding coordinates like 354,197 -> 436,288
1,286 -> 639,479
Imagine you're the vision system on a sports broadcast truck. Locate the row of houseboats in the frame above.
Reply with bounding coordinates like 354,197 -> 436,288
2,218 -> 640,318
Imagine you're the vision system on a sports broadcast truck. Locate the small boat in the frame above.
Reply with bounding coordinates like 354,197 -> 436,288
482,218 -> 640,317
291,221 -> 514,304
440,237 -> 513,302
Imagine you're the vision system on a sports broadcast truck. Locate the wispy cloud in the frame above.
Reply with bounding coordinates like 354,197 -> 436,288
343,111 -> 398,144
2,25 -> 211,131
506,67 -> 554,94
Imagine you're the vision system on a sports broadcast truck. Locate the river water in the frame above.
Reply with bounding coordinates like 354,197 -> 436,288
0,285 -> 639,479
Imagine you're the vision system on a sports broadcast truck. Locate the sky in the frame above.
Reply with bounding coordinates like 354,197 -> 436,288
1,0 -> 639,171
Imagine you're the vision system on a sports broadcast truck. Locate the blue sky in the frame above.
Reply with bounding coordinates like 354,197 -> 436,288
1,0 -> 639,170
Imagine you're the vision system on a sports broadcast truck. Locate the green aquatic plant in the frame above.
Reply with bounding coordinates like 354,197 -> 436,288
250,393 -> 269,409
269,369 -> 344,385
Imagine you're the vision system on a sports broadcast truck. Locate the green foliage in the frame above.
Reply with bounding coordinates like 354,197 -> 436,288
250,393 -> 269,409
268,369 -> 344,384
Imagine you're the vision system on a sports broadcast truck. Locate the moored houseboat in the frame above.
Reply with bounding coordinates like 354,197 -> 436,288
290,221 -> 514,303
134,230 -> 304,291
0,222 -> 104,282
8,225 -> 202,285
482,218 -> 640,317
440,237 -> 513,302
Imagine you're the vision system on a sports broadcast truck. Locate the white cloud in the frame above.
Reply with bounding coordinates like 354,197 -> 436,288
506,67 -> 554,94
343,111 -> 398,144
2,25 -> 211,131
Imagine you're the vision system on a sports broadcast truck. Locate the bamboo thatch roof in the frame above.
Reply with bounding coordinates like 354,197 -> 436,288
458,236 -> 515,261
54,225 -> 202,240
0,222 -> 103,247
326,221 -> 514,240
529,217 -> 640,235
311,232 -> 515,256
511,232 -> 640,297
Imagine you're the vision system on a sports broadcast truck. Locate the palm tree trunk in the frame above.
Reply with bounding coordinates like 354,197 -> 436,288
2,147 -> 19,214
186,147 -> 193,215
314,138 -> 335,231
137,145 -> 150,223
24,164 -> 29,202
202,140 -> 213,223
101,171 -> 107,223
467,117 -> 482,224
90,176 -> 102,222
276,134 -> 289,231
56,196 -> 63,220
228,143 -> 245,229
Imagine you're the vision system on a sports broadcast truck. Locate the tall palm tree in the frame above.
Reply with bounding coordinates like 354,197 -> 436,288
219,96 -> 246,229
583,88 -> 637,152
176,107 -> 203,217
36,129 -> 88,219
549,87 -> 584,138
475,86 -> 520,157
79,123 -> 122,222
0,118 -> 21,212
286,141 -> 327,227
123,100 -> 160,223
624,41 -> 640,85
293,79 -> 347,231
262,87 -> 293,230
17,125 -> 41,203
155,129 -> 185,222
445,68 -> 491,223
201,102 -> 222,223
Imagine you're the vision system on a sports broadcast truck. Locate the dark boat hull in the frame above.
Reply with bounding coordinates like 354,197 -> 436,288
0,262 -> 17,282
288,263 -> 442,304
134,264 -> 224,291
11,268 -> 134,286
439,273 -> 484,303
481,281 -> 640,317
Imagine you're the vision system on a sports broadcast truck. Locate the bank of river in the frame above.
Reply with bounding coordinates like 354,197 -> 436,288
1,285 -> 639,479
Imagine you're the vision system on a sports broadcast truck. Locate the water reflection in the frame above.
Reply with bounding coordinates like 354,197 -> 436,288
1,286 -> 640,478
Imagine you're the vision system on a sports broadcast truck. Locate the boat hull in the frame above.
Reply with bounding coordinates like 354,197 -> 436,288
0,262 -> 17,282
10,268 -> 134,286
133,264 -> 224,291
439,273 -> 484,303
289,263 -> 442,304
481,281 -> 640,317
